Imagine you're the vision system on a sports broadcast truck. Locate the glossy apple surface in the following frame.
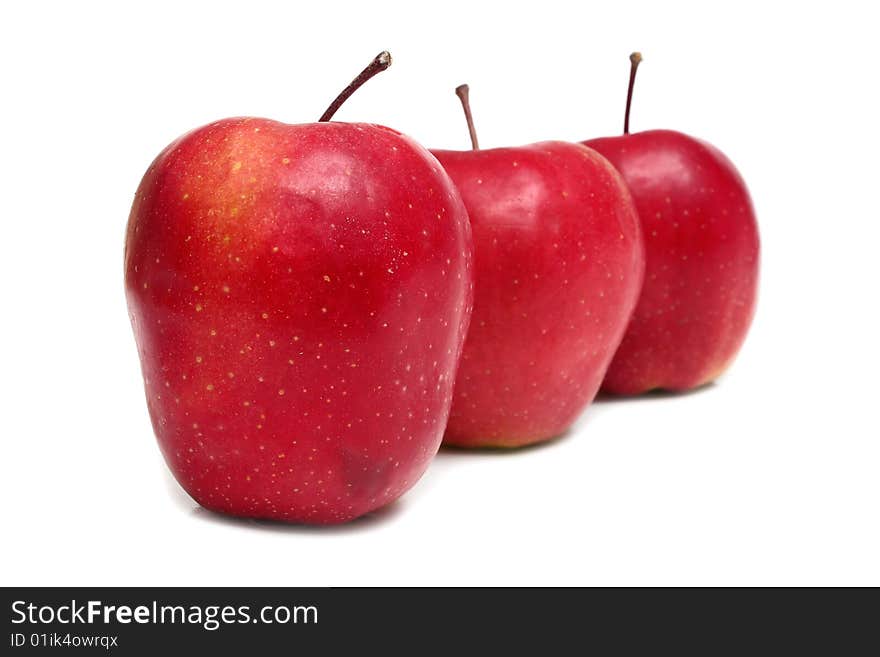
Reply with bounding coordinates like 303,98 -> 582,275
586,129 -> 759,394
125,118 -> 473,523
432,142 -> 644,447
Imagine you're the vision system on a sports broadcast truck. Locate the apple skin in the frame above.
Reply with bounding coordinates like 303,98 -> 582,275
431,142 -> 644,447
125,117 -> 473,524
585,129 -> 760,394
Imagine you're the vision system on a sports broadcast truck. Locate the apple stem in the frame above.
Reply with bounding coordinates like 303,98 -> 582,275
319,51 -> 392,122
624,52 -> 642,135
455,84 -> 480,150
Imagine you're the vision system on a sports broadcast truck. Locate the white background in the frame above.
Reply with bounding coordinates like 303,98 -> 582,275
2,0 -> 878,586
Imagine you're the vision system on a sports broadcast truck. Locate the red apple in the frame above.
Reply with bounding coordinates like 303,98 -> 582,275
124,53 -> 474,524
585,53 -> 760,394
431,85 -> 644,448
